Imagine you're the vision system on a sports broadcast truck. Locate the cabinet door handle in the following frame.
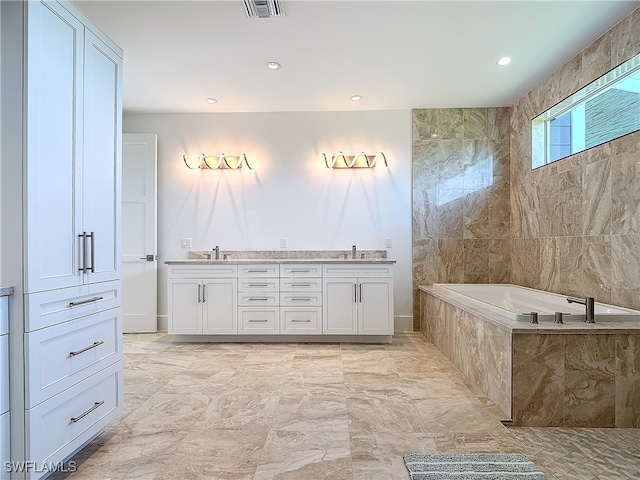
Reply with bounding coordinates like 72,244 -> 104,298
291,283 -> 311,287
68,296 -> 104,307
354,283 -> 357,303
291,319 -> 311,323
359,283 -> 362,303
248,319 -> 268,323
70,401 -> 105,423
291,297 -> 311,301
197,284 -> 201,303
78,232 -> 88,273
247,270 -> 268,273
202,284 -> 206,303
70,341 -> 104,357
88,231 -> 95,273
248,297 -> 268,301
248,283 -> 268,287
289,269 -> 310,273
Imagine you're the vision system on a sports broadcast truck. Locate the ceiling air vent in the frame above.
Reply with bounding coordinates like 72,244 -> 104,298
242,0 -> 285,18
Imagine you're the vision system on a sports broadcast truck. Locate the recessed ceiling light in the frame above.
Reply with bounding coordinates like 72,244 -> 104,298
351,95 -> 362,101
205,98 -> 217,104
267,62 -> 281,70
497,56 -> 512,66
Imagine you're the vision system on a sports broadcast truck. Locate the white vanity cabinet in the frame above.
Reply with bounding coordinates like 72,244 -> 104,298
322,264 -> 394,335
237,265 -> 280,334
167,265 -> 238,334
280,264 -> 323,334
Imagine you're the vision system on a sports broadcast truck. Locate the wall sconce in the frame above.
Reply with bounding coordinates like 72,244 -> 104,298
183,153 -> 253,170
322,151 -> 387,169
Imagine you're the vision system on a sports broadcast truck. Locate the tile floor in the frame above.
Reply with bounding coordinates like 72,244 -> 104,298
51,332 -> 640,479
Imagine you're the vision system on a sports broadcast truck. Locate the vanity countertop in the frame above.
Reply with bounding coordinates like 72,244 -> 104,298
0,286 -> 14,297
165,258 -> 396,265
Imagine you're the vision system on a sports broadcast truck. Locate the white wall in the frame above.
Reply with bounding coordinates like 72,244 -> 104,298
123,110 -> 413,331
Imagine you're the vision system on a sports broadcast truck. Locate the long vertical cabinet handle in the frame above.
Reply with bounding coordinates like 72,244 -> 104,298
88,231 -> 95,273
78,232 -> 88,273
359,283 -> 362,303
197,284 -> 201,303
202,284 -> 206,303
354,283 -> 357,303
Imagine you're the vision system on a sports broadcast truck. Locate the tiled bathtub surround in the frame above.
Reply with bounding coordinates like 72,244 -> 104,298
412,108 -> 511,327
510,7 -> 640,310
420,287 -> 640,427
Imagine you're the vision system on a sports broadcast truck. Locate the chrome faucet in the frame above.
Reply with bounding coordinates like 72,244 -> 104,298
567,296 -> 595,323
351,245 -> 357,259
213,245 -> 220,260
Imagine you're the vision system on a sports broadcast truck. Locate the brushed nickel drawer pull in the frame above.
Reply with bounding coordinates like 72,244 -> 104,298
248,284 -> 268,287
248,297 -> 268,301
70,341 -> 104,357
70,401 -> 104,423
291,283 -> 311,287
68,296 -> 104,307
248,319 -> 269,323
290,297 -> 311,301
291,319 -> 311,323
289,269 -> 311,273
247,270 -> 268,273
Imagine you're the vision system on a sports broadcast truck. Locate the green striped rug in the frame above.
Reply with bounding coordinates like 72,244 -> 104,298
403,453 -> 548,479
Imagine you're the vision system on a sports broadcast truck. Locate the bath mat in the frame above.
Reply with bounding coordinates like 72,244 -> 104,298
403,453 -> 548,479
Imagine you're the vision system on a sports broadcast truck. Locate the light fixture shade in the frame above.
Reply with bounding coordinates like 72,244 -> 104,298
183,153 -> 252,170
322,151 -> 387,168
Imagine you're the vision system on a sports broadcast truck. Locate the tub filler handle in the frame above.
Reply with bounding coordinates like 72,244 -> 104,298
524,311 -> 539,324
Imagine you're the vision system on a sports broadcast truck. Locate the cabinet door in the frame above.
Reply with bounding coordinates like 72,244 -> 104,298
81,30 -> 122,285
168,279 -> 201,334
322,278 -> 357,334
358,279 -> 393,335
202,279 -> 237,334
25,0 -> 84,293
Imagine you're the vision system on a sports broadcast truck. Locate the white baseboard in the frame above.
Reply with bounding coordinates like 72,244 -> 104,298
394,315 -> 414,332
157,314 -> 168,332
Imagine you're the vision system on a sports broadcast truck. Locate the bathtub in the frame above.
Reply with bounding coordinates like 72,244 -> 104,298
432,283 -> 640,322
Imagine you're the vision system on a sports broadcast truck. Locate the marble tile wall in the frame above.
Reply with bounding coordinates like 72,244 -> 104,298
412,108 -> 511,327
510,7 -> 640,310
512,332 -> 640,427
420,290 -> 512,419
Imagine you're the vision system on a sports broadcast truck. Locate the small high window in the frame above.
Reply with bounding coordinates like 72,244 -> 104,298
532,52 -> 640,169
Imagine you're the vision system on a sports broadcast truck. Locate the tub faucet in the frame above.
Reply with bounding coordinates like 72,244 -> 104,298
567,296 -> 595,323
351,245 -> 357,259
213,245 -> 220,260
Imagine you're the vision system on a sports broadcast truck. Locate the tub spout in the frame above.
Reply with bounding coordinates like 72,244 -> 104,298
567,296 -> 595,323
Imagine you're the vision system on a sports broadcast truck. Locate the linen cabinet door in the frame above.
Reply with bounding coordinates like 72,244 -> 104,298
81,29 -> 123,285
202,279 -> 237,334
322,278 -> 358,334
168,279 -> 202,334
24,0 -> 84,293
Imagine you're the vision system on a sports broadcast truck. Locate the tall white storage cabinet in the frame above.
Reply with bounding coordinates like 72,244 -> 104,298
1,1 -> 123,478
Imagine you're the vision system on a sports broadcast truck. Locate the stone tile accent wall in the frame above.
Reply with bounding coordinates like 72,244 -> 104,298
512,333 -> 640,427
510,8 -> 640,310
412,108 -> 511,327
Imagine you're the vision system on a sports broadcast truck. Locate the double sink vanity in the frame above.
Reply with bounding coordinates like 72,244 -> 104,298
166,250 -> 395,342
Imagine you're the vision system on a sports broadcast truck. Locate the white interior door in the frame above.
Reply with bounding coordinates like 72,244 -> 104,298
122,133 -> 157,333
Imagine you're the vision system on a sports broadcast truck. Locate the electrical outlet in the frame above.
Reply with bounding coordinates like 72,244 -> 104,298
280,238 -> 287,248
181,238 -> 192,248
385,238 -> 392,248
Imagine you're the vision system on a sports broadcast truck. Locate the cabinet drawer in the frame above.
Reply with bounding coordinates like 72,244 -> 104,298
26,361 -> 122,478
322,263 -> 393,278
280,278 -> 322,292
0,335 -> 7,415
238,278 -> 279,292
168,265 -> 237,278
238,308 -> 279,334
280,307 -> 322,334
280,264 -> 322,277
237,292 -> 279,306
0,411 -> 8,480
25,280 -> 121,332
25,308 -> 122,408
280,292 -> 322,306
0,296 -> 7,335
238,264 -> 279,278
